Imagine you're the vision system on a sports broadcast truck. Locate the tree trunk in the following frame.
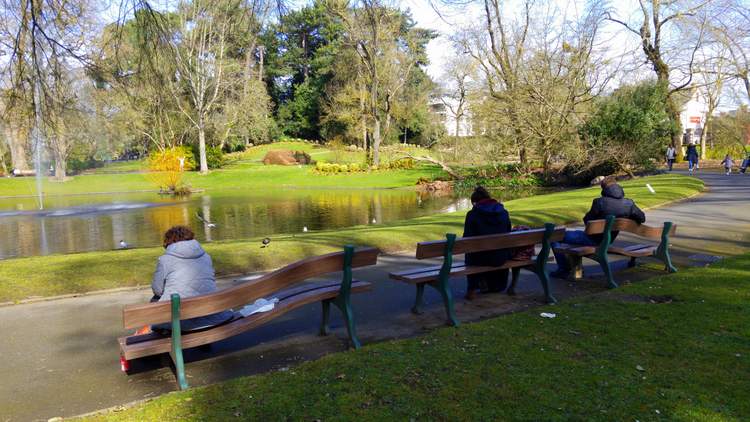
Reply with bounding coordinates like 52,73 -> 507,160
198,119 -> 208,174
372,117 -> 381,166
54,155 -> 66,181
370,76 -> 380,166
359,84 -> 367,150
4,124 -> 31,172
666,96 -> 682,150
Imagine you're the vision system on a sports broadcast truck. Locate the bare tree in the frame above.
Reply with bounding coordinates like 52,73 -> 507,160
606,0 -> 712,147
439,56 -> 475,137
448,0 -> 610,171
712,1 -> 750,103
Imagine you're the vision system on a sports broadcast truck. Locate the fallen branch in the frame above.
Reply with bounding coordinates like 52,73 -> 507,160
398,153 -> 463,180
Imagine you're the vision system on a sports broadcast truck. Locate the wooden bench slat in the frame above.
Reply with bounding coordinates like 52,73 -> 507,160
585,218 -> 676,239
415,227 -> 565,259
553,244 -> 596,256
120,281 -> 372,360
389,260 -> 535,284
123,247 -> 379,329
609,245 -> 655,257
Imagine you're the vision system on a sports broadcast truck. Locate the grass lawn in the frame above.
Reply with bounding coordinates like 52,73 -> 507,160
0,174 -> 703,303
0,142 -> 441,197
86,247 -> 750,421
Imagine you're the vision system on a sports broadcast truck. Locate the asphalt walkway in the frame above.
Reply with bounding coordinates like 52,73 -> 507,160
1,170 -> 748,421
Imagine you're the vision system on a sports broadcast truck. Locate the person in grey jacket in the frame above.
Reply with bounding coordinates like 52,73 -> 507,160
151,226 -> 233,332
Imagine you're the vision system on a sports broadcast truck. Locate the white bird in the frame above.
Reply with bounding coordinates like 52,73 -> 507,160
372,218 -> 377,224
196,212 -> 217,228
119,240 -> 129,249
303,226 -> 308,232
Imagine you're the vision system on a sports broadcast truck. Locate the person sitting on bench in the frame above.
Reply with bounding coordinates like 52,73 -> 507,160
550,177 -> 646,279
141,225 -> 234,334
463,186 -> 512,299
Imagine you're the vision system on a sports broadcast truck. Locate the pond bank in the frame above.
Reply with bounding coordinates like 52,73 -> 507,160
0,174 -> 703,303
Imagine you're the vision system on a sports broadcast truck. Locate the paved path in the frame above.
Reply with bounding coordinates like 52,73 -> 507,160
1,170 -> 748,421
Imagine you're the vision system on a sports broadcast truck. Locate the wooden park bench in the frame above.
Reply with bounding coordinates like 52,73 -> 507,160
553,215 -> 677,289
389,223 -> 565,327
118,245 -> 379,390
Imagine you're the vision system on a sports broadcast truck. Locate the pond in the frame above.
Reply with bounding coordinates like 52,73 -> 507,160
0,187 -> 547,259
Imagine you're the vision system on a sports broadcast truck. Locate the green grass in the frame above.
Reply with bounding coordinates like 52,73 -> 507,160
87,245 -> 750,421
0,174 -> 703,303
0,142 -> 439,197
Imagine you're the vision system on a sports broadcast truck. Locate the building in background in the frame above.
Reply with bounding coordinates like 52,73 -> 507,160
429,96 -> 473,137
677,86 -> 709,146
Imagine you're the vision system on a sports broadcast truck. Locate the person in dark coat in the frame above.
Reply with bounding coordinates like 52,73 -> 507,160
686,143 -> 699,173
463,186 -> 512,299
551,177 -> 646,278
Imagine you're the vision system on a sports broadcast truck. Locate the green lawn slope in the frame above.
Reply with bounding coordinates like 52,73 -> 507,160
87,245 -> 749,421
0,142 -> 441,197
0,174 -> 703,303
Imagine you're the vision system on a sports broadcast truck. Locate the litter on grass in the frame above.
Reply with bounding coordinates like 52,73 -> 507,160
540,312 -> 557,318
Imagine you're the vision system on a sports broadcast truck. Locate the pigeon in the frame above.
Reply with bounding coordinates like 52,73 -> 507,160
261,237 -> 271,248
303,226 -> 308,232
196,212 -> 217,228
118,240 -> 129,249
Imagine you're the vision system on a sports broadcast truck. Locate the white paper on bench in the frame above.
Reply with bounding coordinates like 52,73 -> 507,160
239,298 -> 279,317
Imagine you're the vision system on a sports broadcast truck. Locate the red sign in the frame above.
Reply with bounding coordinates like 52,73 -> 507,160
690,116 -> 701,123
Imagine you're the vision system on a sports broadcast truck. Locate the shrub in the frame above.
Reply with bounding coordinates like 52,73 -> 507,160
579,80 -> 674,176
190,145 -> 225,169
148,146 -> 195,194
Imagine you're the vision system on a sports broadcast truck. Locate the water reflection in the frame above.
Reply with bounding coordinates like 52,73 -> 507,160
0,188 -> 547,259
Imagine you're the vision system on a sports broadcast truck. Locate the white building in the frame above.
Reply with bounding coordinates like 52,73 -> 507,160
677,86 -> 709,146
429,96 -> 474,137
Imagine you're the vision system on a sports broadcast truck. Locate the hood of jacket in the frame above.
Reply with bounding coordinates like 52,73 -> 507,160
165,239 -> 206,259
473,199 -> 506,215
601,183 -> 625,200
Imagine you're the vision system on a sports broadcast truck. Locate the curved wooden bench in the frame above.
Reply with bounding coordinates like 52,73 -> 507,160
591,218 -> 677,271
389,223 -> 565,326
119,246 -> 379,390
553,216 -> 676,288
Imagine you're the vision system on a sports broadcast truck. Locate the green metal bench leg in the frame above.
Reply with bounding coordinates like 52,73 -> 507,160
434,279 -> 460,327
662,251 -> 677,273
535,223 -> 557,304
329,245 -> 362,349
596,216 -> 617,289
656,222 -> 677,273
507,267 -> 521,296
319,299 -> 331,336
596,256 -> 618,289
412,283 -> 426,314
536,268 -> 556,304
332,298 -> 361,349
170,293 -> 189,391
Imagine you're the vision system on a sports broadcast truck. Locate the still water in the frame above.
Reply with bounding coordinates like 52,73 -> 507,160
0,188 -> 543,259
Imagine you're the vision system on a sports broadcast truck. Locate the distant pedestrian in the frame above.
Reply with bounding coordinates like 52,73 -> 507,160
686,143 -> 699,174
666,144 -> 676,171
740,154 -> 749,174
721,154 -> 735,175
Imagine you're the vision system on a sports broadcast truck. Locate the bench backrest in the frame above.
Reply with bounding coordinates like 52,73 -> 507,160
123,246 -> 379,329
585,218 -> 676,239
415,224 -> 566,259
